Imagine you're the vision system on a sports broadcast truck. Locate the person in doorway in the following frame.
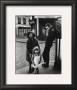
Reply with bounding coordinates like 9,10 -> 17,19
42,23 -> 56,68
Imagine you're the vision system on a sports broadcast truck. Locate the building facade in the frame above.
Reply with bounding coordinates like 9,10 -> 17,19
15,15 -> 61,40
15,16 -> 32,38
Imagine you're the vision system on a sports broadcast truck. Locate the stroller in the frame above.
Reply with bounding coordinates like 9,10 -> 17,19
31,46 -> 41,74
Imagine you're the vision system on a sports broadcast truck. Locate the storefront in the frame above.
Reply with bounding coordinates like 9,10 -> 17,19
15,15 -> 61,40
15,16 -> 31,38
17,26 -> 31,38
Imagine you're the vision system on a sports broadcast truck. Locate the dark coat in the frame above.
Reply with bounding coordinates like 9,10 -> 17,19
43,27 -> 56,65
26,38 -> 39,64
27,38 -> 39,54
45,27 -> 56,47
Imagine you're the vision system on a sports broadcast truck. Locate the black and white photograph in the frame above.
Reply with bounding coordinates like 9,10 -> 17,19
15,15 -> 61,74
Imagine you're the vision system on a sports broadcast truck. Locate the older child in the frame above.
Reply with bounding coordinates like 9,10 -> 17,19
26,31 -> 39,73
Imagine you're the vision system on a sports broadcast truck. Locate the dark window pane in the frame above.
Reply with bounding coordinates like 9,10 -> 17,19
18,17 -> 21,24
23,18 -> 26,24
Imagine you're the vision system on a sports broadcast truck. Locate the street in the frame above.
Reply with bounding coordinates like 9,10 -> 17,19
15,40 -> 60,74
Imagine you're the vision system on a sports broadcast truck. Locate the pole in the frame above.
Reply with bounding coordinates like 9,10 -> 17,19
54,38 -> 61,71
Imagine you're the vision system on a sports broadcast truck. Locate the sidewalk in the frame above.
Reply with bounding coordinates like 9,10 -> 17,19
16,61 -> 60,74
16,38 -> 28,43
16,39 -> 58,74
16,38 -> 45,44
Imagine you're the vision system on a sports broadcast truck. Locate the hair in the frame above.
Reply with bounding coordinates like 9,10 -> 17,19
32,46 -> 40,55
27,31 -> 35,38
45,23 -> 53,28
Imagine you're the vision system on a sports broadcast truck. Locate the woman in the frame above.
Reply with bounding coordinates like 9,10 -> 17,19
42,23 -> 56,68
26,31 -> 39,73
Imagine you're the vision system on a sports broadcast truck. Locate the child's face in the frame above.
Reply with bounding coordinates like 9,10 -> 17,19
34,49 -> 39,56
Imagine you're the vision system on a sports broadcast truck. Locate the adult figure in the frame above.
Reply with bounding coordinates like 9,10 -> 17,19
42,23 -> 56,68
26,31 -> 39,73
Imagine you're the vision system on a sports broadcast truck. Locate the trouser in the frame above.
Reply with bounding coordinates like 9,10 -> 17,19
26,51 -> 32,70
43,46 -> 51,65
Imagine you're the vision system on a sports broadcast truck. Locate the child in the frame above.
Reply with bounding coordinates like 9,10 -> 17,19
31,46 -> 41,74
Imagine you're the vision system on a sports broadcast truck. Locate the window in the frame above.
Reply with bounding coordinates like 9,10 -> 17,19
18,17 -> 21,24
23,18 -> 26,24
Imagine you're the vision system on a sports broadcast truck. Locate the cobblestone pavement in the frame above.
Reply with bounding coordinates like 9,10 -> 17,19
15,40 -> 60,74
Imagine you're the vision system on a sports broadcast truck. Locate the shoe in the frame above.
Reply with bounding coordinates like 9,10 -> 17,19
42,63 -> 49,68
36,68 -> 39,74
28,67 -> 34,73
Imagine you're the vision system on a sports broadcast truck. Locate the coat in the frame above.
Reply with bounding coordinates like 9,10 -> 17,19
26,38 -> 39,54
45,27 -> 56,47
26,38 -> 39,64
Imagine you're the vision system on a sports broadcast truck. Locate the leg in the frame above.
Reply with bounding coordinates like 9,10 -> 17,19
36,68 -> 39,74
35,68 -> 39,74
27,52 -> 34,73
28,62 -> 34,74
42,46 -> 50,67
